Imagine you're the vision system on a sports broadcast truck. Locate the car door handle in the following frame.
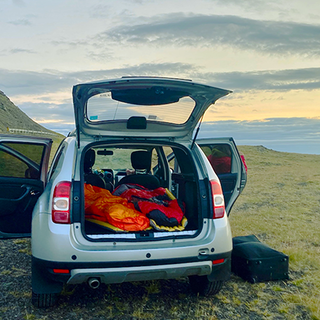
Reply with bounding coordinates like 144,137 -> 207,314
14,185 -> 32,201
198,248 -> 209,256
30,190 -> 41,196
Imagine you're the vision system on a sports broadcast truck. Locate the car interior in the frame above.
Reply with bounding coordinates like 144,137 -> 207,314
83,144 -> 201,238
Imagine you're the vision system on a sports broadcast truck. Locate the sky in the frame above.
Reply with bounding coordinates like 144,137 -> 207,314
0,0 -> 319,154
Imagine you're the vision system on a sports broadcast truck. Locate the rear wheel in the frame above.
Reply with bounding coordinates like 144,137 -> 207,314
32,291 -> 58,308
189,275 -> 223,296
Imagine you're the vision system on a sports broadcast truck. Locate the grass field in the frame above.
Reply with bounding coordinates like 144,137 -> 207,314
230,145 -> 320,319
45,140 -> 320,318
1,144 -> 319,319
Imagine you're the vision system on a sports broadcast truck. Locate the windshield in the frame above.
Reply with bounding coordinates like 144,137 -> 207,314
93,147 -> 144,171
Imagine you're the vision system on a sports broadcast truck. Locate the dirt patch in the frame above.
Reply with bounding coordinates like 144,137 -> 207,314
0,239 -> 312,320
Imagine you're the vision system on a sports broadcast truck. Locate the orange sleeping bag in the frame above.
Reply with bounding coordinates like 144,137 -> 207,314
84,184 -> 150,231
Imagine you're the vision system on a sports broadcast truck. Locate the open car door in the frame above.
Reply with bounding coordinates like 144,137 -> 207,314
0,135 -> 52,238
197,138 -> 247,215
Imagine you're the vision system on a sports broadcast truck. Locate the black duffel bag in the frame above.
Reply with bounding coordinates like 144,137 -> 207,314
231,235 -> 289,283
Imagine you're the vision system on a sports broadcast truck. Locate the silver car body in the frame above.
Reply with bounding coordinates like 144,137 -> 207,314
0,77 -> 246,306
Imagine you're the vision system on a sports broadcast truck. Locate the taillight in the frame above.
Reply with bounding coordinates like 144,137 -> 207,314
53,269 -> 70,274
210,180 -> 225,219
52,181 -> 71,224
213,258 -> 225,265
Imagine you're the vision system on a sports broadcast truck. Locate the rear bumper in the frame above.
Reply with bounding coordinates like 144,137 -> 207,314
68,261 -> 212,285
32,252 -> 231,293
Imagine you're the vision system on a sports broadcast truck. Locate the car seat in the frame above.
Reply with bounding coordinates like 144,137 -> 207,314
84,149 -> 108,189
116,150 -> 160,190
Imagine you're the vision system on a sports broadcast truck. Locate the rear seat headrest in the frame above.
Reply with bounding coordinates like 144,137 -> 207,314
131,151 -> 152,171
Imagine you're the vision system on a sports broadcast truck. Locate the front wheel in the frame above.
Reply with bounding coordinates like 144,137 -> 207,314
189,275 -> 223,296
32,291 -> 58,308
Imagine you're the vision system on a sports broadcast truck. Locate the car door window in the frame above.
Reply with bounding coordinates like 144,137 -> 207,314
200,144 -> 232,174
0,149 -> 30,178
199,143 -> 235,210
48,145 -> 65,181
0,142 -> 45,179
0,141 -> 49,237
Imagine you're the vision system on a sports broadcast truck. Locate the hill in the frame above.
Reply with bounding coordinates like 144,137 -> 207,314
0,90 -> 61,136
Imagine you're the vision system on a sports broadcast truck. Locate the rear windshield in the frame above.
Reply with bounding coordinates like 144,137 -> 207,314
86,88 -> 195,125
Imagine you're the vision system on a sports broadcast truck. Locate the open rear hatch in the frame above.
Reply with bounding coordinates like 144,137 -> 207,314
73,77 -> 231,144
72,77 -> 231,240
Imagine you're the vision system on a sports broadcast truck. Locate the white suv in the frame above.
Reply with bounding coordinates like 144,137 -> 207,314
0,77 -> 246,307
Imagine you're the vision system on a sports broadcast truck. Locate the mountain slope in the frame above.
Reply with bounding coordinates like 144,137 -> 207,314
0,90 -> 56,135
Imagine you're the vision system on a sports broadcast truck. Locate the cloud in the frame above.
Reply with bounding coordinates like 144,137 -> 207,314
213,0 -> 274,8
1,66 -> 318,152
18,102 -> 75,136
19,100 -> 320,154
194,67 -> 320,91
198,117 -> 320,154
1,65 -> 319,100
0,48 -> 36,56
9,48 -> 36,54
0,63 -> 196,96
8,19 -> 32,26
51,39 -> 89,48
12,0 -> 25,6
97,13 -> 320,57
0,69 -> 72,96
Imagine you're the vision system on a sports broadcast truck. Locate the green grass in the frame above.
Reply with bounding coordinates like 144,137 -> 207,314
3,143 -> 319,319
231,145 -> 320,319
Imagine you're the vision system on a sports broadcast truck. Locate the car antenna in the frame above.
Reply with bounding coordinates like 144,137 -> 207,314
191,115 -> 204,149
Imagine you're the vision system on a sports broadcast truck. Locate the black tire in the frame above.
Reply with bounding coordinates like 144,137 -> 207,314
32,291 -> 58,308
189,275 -> 223,296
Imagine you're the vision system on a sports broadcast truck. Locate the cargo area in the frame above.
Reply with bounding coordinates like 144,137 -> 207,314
82,143 -> 204,240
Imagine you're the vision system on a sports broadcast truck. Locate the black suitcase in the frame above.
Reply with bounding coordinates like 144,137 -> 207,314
231,235 -> 289,283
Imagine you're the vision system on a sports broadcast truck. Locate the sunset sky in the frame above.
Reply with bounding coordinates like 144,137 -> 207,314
0,0 -> 319,154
